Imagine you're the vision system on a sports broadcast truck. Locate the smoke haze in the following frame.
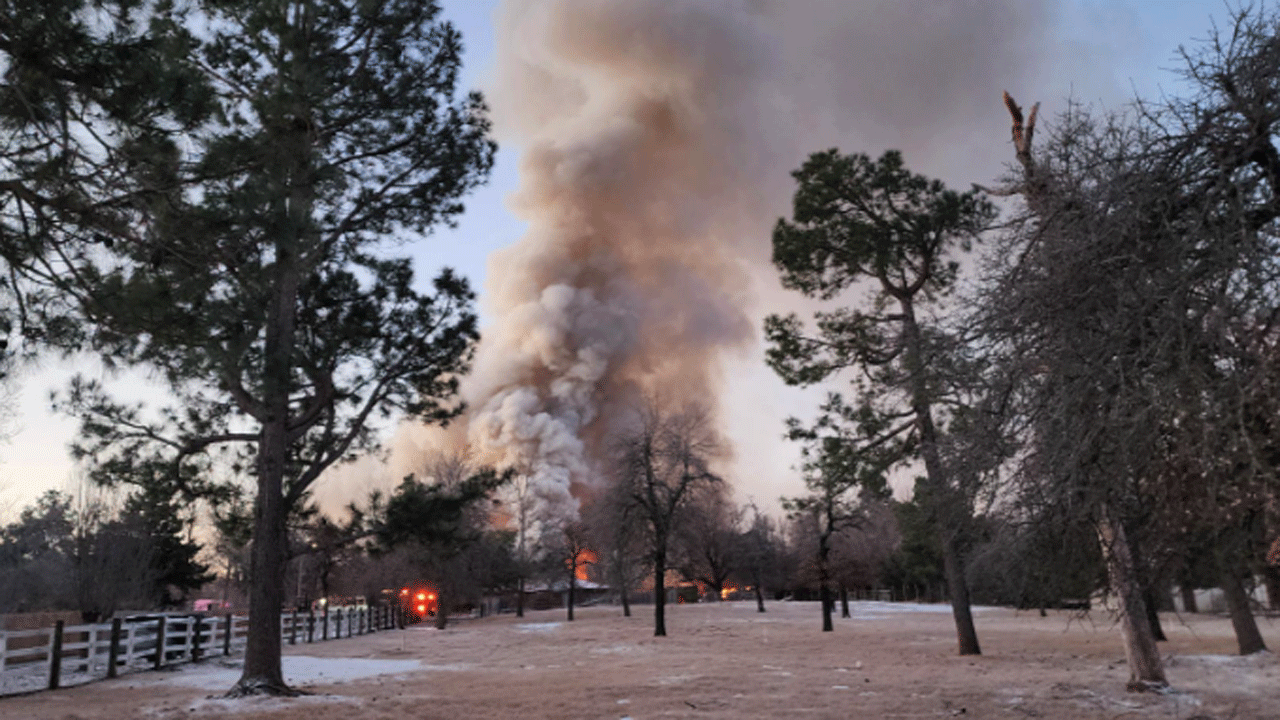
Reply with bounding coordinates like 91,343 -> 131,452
452,0 -> 1083,520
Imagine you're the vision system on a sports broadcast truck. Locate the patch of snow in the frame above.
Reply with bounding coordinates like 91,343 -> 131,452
418,663 -> 471,672
182,693 -> 362,715
515,622 -> 562,633
1172,651 -> 1274,667
851,601 -> 996,618
590,644 -> 639,655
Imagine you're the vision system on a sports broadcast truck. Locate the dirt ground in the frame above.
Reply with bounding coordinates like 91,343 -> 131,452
2,601 -> 1277,719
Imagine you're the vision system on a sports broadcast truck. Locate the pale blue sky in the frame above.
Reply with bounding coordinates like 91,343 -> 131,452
0,0 -> 1242,519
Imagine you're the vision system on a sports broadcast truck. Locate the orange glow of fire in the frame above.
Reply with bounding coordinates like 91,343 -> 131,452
720,583 -> 741,600
574,548 -> 597,581
418,604 -> 426,613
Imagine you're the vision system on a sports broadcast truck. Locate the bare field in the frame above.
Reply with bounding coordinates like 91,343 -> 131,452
2,601 -> 1277,719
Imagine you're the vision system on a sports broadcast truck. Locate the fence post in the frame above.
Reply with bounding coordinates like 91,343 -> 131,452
307,610 -> 315,643
86,622 -> 97,671
290,610 -> 297,645
107,618 -> 122,679
153,616 -> 167,670
48,620 -> 64,690
191,615 -> 204,662
222,607 -> 232,653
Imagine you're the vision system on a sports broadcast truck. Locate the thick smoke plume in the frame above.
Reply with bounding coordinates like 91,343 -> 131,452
455,0 -> 1074,521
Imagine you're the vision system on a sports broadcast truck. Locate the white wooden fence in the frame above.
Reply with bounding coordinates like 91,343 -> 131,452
0,605 -> 405,696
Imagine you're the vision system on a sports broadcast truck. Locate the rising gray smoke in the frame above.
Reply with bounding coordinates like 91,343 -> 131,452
459,0 -> 1078,521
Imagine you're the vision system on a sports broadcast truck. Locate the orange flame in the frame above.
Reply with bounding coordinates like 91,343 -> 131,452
574,548 -> 597,582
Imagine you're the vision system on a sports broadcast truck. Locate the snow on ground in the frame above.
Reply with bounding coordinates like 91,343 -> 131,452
847,600 -> 996,617
134,656 -> 422,690
0,664 -> 102,696
514,622 -> 562,633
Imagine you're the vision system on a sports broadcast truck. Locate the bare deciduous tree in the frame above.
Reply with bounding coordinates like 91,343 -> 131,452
609,399 -> 722,637
583,484 -> 646,617
733,503 -> 786,613
675,484 -> 742,602
987,8 -> 1280,681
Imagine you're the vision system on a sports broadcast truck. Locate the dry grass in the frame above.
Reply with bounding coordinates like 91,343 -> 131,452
2,601 -> 1277,719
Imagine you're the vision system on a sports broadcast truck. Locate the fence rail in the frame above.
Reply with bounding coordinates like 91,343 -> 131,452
0,605 -> 407,697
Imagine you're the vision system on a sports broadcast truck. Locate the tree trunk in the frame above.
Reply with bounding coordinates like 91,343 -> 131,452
840,586 -> 850,619
621,585 -> 631,617
653,550 -> 667,637
754,582 -> 766,613
1220,566 -> 1267,655
434,588 -> 448,630
1142,585 -> 1166,641
820,582 -> 833,632
1264,566 -> 1280,612
900,302 -> 980,656
1179,584 -> 1198,613
940,532 -> 981,655
232,251 -> 302,696
1098,507 -> 1167,689
234,424 -> 291,695
229,85 -> 314,695
516,576 -> 525,618
819,532 -> 833,632
567,574 -> 575,622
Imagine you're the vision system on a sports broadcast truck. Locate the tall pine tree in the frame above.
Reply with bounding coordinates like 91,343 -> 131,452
2,0 -> 494,695
767,150 -> 994,655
